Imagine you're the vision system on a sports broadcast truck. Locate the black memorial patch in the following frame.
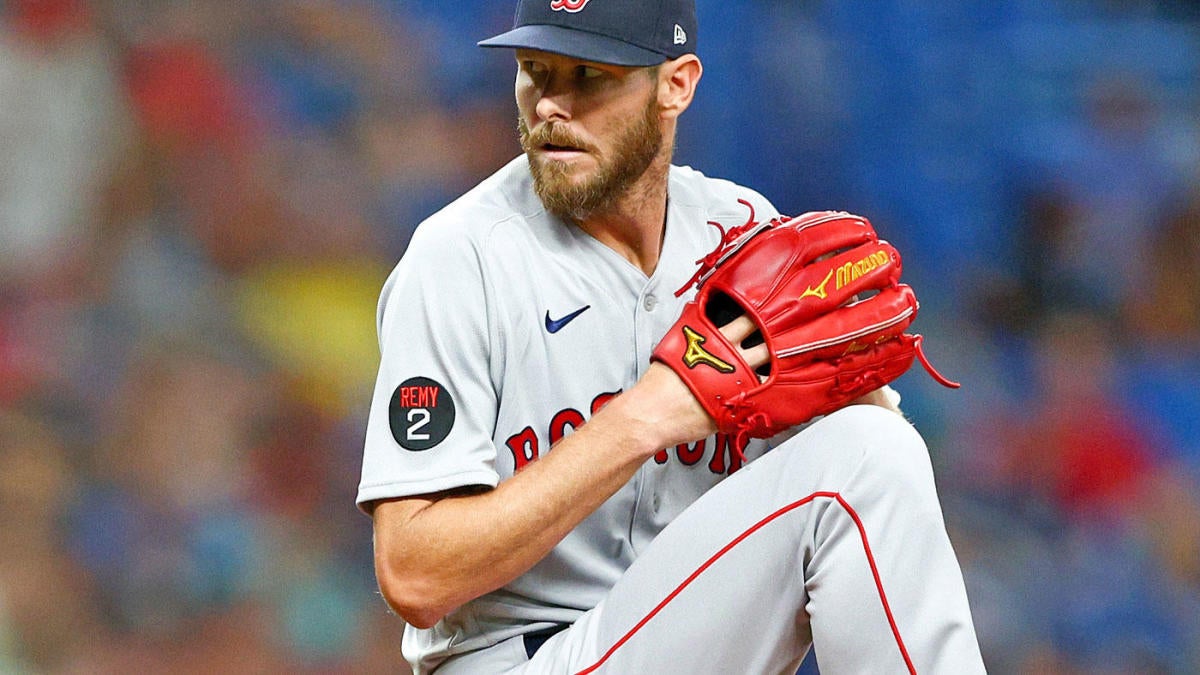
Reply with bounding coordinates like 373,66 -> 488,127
389,377 -> 455,451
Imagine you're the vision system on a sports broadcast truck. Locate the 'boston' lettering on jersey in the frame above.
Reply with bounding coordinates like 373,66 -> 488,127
504,389 -> 744,475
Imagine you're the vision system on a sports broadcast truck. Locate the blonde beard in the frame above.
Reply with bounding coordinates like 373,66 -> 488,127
520,92 -> 664,223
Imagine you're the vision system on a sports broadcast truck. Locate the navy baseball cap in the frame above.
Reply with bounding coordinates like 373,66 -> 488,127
478,0 -> 698,67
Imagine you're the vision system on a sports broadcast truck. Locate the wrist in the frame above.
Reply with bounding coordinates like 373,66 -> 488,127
593,363 -> 716,456
587,390 -> 669,461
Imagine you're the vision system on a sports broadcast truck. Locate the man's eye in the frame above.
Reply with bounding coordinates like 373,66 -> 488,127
522,60 -> 547,76
577,66 -> 604,80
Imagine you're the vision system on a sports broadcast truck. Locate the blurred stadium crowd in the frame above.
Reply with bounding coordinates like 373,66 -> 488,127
0,0 -> 1197,673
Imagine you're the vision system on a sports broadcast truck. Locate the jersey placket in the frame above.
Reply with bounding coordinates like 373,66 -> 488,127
627,199 -> 706,554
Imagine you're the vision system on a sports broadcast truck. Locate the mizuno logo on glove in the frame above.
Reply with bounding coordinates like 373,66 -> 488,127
681,326 -> 735,373
799,270 -> 835,300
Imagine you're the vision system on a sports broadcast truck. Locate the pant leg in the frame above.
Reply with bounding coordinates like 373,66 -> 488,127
527,405 -> 985,675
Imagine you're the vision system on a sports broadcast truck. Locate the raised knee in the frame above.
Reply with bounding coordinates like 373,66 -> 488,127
800,405 -> 937,495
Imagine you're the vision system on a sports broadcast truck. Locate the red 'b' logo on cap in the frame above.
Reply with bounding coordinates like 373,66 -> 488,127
550,0 -> 590,12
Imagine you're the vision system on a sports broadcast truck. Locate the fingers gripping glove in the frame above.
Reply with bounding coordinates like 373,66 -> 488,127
652,200 -> 958,450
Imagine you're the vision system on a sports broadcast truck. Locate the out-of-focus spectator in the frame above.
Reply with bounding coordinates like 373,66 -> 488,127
65,341 -> 271,633
1134,462 -> 1200,667
945,310 -> 1196,672
950,312 -> 1162,517
1125,191 -> 1200,346
1016,312 -> 1161,520
233,259 -> 384,417
985,74 -> 1192,338
0,0 -> 132,290
0,408 -> 102,672
0,0 -> 136,409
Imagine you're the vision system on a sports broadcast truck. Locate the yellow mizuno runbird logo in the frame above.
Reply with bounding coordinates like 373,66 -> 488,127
682,326 -> 736,373
800,269 -> 835,300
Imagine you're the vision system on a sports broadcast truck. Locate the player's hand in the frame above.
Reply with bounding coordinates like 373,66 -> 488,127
719,315 -> 769,376
606,314 -> 770,455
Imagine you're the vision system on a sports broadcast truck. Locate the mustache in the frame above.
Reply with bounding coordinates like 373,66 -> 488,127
520,120 -> 594,153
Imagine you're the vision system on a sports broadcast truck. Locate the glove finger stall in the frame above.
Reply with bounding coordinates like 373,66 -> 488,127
699,234 -> 899,334
772,284 -> 918,363
752,239 -> 904,327
741,338 -> 919,433
699,215 -> 880,307
782,211 -> 879,268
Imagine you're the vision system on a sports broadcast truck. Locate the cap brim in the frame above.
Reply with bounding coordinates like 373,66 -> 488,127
478,25 -> 665,67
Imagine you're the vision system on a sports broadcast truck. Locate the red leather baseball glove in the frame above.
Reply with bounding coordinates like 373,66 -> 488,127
652,200 -> 958,447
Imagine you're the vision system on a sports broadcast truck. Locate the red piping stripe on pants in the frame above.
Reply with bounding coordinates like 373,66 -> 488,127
574,491 -> 917,675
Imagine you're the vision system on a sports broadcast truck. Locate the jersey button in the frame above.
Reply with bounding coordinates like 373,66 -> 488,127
643,294 -> 658,312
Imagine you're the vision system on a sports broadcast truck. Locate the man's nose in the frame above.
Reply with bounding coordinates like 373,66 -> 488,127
534,76 -> 572,122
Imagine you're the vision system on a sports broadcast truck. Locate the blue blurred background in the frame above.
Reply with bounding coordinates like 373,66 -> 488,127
1,0 -> 1198,673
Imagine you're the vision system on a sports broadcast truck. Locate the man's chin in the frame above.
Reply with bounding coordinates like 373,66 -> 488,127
531,175 -> 597,222
530,158 -> 590,192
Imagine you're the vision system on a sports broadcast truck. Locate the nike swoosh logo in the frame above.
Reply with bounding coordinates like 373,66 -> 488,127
545,305 -> 591,334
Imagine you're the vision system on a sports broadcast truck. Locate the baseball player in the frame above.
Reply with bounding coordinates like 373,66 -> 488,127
357,0 -> 985,673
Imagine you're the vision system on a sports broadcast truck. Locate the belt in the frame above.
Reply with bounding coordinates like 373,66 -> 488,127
523,625 -> 569,659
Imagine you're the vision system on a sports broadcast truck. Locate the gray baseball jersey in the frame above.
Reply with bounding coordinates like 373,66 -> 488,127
358,156 -> 984,674
359,156 -> 776,666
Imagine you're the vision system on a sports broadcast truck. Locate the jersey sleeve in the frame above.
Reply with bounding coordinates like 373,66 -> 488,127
357,223 -> 501,511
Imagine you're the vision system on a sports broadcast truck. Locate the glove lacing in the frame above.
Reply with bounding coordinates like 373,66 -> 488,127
725,400 -> 773,468
675,199 -> 780,297
913,335 -> 961,389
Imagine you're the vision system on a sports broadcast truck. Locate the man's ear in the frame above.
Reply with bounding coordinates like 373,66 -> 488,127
658,54 -> 703,120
